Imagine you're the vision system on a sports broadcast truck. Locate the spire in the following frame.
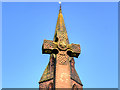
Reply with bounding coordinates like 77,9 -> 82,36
39,3 -> 83,87
53,2 -> 69,44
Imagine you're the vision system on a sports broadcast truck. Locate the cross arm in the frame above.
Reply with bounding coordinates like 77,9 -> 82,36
67,43 -> 81,58
42,40 -> 58,54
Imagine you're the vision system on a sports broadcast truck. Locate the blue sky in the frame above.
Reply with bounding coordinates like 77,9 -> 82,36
2,2 -> 118,88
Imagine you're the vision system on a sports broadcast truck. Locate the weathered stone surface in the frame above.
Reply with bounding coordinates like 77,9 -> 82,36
39,4 -> 83,89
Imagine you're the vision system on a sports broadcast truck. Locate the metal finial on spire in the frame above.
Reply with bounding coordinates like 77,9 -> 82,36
59,1 -> 62,13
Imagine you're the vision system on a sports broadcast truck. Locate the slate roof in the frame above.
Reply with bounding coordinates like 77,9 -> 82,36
70,64 -> 83,86
39,62 -> 54,83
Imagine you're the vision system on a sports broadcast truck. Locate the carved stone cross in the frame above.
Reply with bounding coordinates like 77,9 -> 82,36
42,38 -> 81,88
42,39 -> 80,58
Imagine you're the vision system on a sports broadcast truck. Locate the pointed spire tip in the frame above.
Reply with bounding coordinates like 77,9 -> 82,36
59,1 -> 62,13
59,1 -> 61,10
